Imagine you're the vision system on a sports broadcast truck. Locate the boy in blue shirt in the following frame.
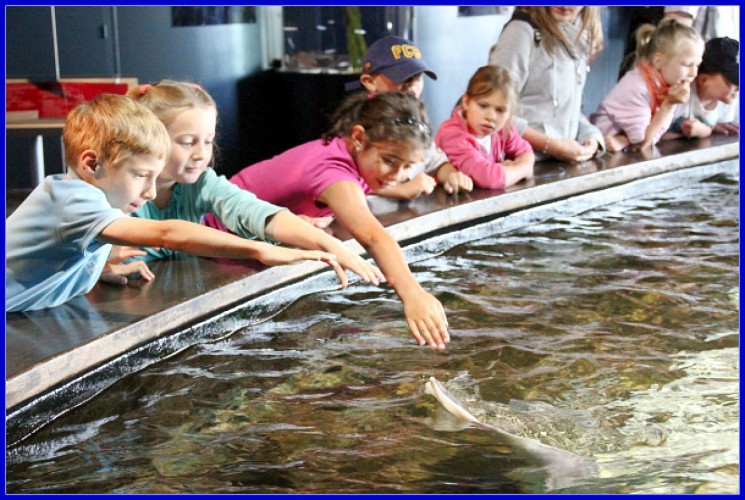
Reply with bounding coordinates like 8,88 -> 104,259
6,94 -> 344,312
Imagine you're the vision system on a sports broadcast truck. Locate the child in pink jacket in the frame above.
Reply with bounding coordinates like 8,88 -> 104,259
435,65 -> 534,190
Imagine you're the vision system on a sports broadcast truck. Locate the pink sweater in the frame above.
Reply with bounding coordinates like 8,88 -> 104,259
435,107 -> 533,189
591,67 -> 678,145
229,137 -> 368,218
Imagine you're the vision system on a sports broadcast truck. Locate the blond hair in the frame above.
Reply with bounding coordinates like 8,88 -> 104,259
127,79 -> 217,128
518,7 -> 604,58
63,93 -> 171,170
128,79 -> 219,168
635,18 -> 702,66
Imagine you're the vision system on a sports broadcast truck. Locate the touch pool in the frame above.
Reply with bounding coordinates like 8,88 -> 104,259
6,163 -> 739,494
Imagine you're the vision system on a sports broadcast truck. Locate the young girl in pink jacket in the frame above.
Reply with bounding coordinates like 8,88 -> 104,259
435,65 -> 535,190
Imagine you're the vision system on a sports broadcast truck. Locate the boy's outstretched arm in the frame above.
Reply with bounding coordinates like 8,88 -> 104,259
319,180 -> 449,350
96,217 -> 347,282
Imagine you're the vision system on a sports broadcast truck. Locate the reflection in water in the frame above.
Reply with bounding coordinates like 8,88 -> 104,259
6,174 -> 739,494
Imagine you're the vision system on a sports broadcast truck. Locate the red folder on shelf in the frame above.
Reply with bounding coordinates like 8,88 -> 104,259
6,78 -> 138,122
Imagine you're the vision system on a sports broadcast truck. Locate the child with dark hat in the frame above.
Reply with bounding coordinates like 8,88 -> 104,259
358,35 -> 473,199
667,37 -> 739,138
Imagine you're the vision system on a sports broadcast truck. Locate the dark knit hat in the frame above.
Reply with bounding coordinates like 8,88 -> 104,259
699,37 -> 739,86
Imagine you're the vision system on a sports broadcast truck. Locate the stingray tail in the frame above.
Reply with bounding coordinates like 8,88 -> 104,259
424,376 -> 481,424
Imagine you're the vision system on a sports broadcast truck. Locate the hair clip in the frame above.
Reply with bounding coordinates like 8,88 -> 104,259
393,116 -> 430,135
193,83 -> 202,90
138,84 -> 152,95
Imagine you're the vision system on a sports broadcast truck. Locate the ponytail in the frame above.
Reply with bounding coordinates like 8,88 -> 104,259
635,18 -> 701,66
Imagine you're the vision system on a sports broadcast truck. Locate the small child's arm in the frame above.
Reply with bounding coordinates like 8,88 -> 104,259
712,121 -> 739,135
604,133 -> 631,152
434,162 -> 473,194
500,149 -> 535,187
436,131 -> 506,190
680,117 -> 713,139
638,82 -> 690,149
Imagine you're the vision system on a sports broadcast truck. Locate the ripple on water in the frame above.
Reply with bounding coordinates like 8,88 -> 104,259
6,174 -> 739,494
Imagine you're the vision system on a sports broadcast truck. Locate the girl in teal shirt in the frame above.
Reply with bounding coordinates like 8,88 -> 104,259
128,80 -> 382,288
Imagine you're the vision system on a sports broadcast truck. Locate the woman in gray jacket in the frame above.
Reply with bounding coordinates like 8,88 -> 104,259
489,7 -> 605,162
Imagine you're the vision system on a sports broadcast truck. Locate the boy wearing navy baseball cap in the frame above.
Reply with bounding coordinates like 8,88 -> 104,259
360,35 -> 438,98
668,37 -> 740,138
358,36 -> 473,198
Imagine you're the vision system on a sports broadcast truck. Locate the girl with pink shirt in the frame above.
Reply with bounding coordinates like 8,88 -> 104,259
435,65 -> 535,190
205,92 -> 449,350
591,19 -> 704,152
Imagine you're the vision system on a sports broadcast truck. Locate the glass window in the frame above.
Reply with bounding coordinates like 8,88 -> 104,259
280,6 -> 413,73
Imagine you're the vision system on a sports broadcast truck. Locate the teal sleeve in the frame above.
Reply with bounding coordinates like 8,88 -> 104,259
195,168 -> 285,242
125,169 -> 285,262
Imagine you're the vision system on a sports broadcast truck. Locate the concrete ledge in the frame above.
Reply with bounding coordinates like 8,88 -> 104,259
5,135 -> 739,443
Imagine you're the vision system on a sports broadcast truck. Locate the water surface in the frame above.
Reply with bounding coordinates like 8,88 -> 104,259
7,173 -> 739,494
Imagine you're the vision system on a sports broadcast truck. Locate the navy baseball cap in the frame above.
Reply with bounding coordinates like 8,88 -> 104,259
699,37 -> 739,86
362,36 -> 437,82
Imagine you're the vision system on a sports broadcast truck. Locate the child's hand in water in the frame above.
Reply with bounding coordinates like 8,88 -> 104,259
100,245 -> 155,284
402,288 -> 450,350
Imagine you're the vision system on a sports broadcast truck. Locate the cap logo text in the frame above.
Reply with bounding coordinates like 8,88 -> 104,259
390,44 -> 421,60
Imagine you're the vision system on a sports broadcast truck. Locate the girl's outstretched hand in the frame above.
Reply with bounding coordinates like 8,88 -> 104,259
403,289 -> 450,350
258,246 -> 351,287
324,246 -> 385,288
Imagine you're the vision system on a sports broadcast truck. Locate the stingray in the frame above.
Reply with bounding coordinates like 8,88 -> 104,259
424,376 -> 596,491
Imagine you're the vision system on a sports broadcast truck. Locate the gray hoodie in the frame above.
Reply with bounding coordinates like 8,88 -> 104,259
489,16 -> 605,158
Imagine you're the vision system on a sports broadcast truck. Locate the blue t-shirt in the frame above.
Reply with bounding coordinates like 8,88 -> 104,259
6,172 -> 125,312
